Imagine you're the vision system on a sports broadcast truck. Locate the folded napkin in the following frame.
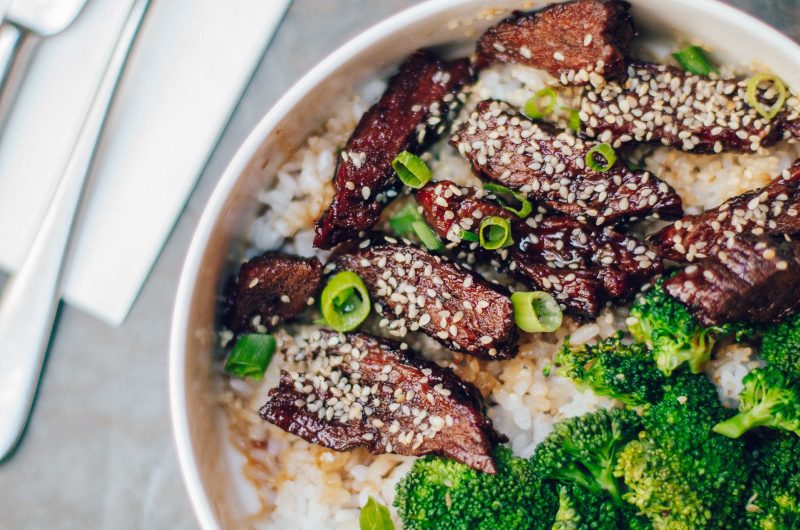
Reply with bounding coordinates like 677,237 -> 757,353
0,0 -> 290,325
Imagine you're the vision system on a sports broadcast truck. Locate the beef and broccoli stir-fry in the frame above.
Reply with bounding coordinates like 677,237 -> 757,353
218,1 -> 800,528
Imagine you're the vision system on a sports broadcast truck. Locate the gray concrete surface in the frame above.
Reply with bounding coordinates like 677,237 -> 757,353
0,0 -> 796,528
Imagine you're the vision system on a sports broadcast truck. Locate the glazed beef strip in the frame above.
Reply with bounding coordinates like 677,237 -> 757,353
227,252 -> 322,333
259,330 -> 505,473
664,235 -> 800,326
450,100 -> 683,224
579,62 -> 800,153
330,235 -> 518,359
313,51 -> 473,249
476,0 -> 635,85
649,160 -> 800,262
416,181 -> 661,317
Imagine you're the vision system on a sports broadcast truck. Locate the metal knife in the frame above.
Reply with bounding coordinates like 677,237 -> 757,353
0,0 -> 88,132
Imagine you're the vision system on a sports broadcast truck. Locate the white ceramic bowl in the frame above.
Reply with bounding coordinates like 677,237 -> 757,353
169,1 -> 800,528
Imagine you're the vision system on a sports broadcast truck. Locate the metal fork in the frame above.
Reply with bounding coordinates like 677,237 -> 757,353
0,0 -> 152,460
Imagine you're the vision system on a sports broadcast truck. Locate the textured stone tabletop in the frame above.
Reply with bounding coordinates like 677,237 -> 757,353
0,0 -> 797,529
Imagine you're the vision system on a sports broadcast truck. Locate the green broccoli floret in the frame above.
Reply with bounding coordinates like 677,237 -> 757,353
556,333 -> 666,407
615,373 -> 750,529
552,484 -> 652,530
394,446 -> 558,530
761,313 -> 800,379
713,367 -> 800,438
746,432 -> 800,530
552,485 -> 619,530
639,371 -> 726,447
627,277 -> 752,376
531,408 -> 640,506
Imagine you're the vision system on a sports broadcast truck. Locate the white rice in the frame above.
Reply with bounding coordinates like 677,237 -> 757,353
220,62 -> 800,529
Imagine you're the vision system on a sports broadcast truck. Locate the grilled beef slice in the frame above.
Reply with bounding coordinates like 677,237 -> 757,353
228,252 -> 322,333
476,0 -> 635,85
416,181 -> 661,317
450,100 -> 683,224
331,235 -> 518,359
664,235 -> 800,326
313,51 -> 473,249
259,330 -> 505,473
649,160 -> 800,262
579,62 -> 800,153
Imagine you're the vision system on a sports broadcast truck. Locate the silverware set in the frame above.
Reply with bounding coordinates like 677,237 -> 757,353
0,0 -> 152,460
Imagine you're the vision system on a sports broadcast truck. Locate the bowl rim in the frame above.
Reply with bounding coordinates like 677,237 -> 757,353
169,1 -> 800,528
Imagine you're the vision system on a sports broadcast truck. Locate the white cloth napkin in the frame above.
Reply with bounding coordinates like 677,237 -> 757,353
0,0 -> 290,325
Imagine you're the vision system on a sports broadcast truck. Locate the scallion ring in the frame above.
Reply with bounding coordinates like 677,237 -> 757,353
483,182 -> 533,218
389,202 -> 443,250
563,106 -> 582,132
585,143 -> 617,172
359,497 -> 395,530
412,220 -> 444,251
321,271 -> 371,332
391,151 -> 432,189
746,72 -> 787,121
389,203 -> 423,236
672,45 -> 716,76
460,229 -> 479,242
478,216 -> 514,250
224,334 -> 277,380
523,87 -> 558,120
511,291 -> 563,333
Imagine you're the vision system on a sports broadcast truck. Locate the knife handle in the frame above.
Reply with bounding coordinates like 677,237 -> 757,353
0,22 -> 39,134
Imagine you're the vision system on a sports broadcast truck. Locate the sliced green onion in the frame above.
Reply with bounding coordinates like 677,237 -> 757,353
460,229 -> 479,242
411,220 -> 444,251
360,497 -> 395,530
511,291 -> 563,333
224,334 -> 277,380
391,151 -> 432,189
389,203 -> 423,236
585,143 -> 617,172
523,87 -> 558,119
483,182 -> 533,218
563,106 -> 582,132
388,202 -> 443,251
321,271 -> 371,332
479,216 -> 513,250
747,72 -> 787,121
672,45 -> 716,76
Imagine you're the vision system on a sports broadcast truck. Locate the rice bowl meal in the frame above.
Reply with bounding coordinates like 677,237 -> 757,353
193,1 -> 800,528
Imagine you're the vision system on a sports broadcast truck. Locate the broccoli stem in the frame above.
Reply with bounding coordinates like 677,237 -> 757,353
688,333 -> 715,373
597,466 -> 624,506
657,343 -> 712,376
582,460 -> 623,506
557,465 -> 598,493
713,404 -> 771,439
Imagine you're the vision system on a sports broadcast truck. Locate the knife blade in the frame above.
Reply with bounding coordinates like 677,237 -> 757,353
0,0 -> 89,133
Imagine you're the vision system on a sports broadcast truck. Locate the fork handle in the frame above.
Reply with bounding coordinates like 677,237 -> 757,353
0,0 -> 152,461
0,23 -> 39,133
